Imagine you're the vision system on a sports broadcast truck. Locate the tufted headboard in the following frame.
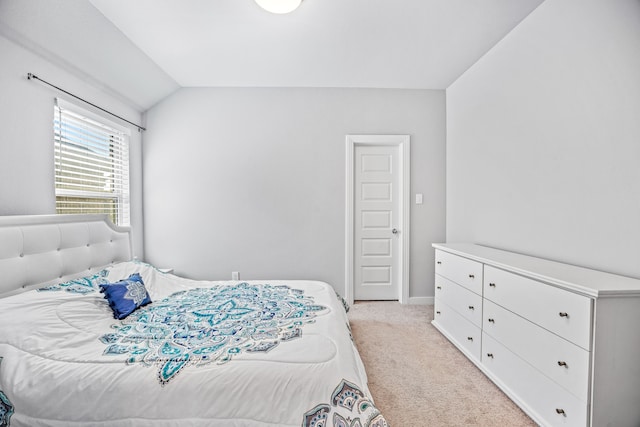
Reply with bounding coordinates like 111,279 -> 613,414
0,214 -> 132,297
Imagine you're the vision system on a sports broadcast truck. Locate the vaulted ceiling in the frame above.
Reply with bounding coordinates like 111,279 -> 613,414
0,0 -> 544,111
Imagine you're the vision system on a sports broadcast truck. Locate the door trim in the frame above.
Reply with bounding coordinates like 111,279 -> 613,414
345,134 -> 410,305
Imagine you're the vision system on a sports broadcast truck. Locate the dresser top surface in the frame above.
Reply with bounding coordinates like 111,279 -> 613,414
433,243 -> 640,298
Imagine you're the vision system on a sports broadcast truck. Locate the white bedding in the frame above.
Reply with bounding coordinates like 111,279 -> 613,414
0,261 -> 387,427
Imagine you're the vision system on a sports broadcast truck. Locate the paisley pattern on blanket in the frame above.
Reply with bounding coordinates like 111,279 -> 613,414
37,270 -> 109,294
302,379 -> 388,427
0,390 -> 13,427
335,290 -> 350,313
99,283 -> 327,385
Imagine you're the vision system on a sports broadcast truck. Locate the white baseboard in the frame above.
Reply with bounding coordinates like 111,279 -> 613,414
408,296 -> 434,305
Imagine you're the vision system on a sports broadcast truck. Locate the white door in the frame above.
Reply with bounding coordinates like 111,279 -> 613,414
354,144 -> 401,300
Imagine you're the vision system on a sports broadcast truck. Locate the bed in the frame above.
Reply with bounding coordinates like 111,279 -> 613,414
0,215 -> 387,427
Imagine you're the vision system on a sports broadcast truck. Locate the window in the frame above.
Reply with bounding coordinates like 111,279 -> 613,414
53,99 -> 130,226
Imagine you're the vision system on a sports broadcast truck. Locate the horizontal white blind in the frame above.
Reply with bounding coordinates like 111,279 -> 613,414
54,100 -> 130,226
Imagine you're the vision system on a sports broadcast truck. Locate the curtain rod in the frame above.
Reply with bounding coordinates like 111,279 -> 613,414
27,72 -> 146,132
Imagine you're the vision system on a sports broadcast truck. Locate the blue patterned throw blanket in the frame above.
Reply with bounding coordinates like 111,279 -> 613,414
99,282 -> 327,384
303,379 -> 389,427
0,390 -> 13,427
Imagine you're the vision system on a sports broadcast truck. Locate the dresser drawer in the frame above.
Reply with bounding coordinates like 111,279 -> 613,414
435,274 -> 483,328
484,266 -> 592,350
482,333 -> 588,427
433,299 -> 481,362
483,299 -> 590,402
434,250 -> 483,295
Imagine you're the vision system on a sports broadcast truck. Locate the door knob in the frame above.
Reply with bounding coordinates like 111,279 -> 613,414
392,228 -> 399,234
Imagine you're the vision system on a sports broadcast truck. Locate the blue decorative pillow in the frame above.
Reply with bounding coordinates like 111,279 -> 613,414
99,273 -> 152,319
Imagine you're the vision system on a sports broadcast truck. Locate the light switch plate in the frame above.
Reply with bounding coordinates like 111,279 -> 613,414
416,193 -> 423,204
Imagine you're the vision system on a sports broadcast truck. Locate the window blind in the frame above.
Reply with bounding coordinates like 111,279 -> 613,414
54,100 -> 130,226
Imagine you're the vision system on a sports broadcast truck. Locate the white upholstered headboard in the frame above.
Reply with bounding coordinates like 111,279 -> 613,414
0,214 -> 132,296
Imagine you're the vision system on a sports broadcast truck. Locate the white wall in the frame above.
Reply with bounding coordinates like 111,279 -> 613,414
143,87 -> 446,299
0,35 -> 146,258
447,0 -> 640,278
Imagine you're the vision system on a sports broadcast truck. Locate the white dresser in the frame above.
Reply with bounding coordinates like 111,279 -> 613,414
432,243 -> 640,427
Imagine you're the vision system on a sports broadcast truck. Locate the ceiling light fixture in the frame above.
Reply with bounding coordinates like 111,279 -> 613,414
255,0 -> 302,14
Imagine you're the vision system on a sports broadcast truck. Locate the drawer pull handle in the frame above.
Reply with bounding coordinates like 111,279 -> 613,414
556,408 -> 566,416
489,283 -> 496,287
486,353 -> 494,358
436,311 -> 441,315
436,286 -> 442,290
467,337 -> 473,341
557,361 -> 568,367
559,312 -> 569,318
468,306 -> 474,310
437,261 -> 442,265
468,274 -> 475,279
488,318 -> 495,323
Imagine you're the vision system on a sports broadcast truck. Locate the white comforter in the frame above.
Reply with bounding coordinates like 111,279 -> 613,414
0,261 -> 387,426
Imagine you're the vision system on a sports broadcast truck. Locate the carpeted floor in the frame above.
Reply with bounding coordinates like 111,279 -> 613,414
348,301 -> 536,427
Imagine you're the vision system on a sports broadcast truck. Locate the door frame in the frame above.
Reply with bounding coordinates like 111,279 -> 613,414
345,134 -> 410,305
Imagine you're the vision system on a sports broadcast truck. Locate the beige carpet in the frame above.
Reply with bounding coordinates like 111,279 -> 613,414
348,301 -> 536,427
